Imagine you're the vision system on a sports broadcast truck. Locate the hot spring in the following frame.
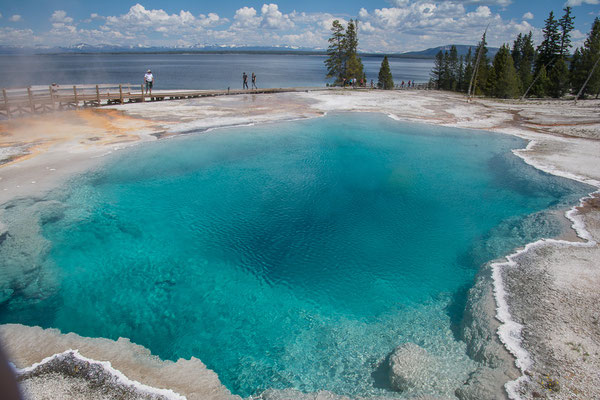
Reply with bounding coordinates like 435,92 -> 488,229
0,113 -> 590,398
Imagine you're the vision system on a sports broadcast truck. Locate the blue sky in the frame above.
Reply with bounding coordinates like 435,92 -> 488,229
0,1 -> 598,52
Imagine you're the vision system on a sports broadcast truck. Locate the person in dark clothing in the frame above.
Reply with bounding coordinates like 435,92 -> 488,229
243,72 -> 249,89
251,73 -> 257,89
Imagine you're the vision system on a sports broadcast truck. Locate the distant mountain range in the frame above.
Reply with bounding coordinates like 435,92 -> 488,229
0,43 -> 499,59
0,43 -> 322,55
392,44 -> 499,59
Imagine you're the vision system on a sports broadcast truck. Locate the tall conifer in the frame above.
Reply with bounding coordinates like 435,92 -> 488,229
344,19 -> 364,80
431,50 -> 444,89
472,32 -> 489,96
558,7 -> 575,58
512,33 -> 524,72
325,20 -> 345,85
548,58 -> 570,97
490,45 -> 520,98
458,55 -> 465,92
519,32 -> 535,95
449,45 -> 459,91
463,47 -> 473,93
441,51 -> 451,90
531,65 -> 550,97
378,56 -> 394,89
537,11 -> 561,71
571,17 -> 600,98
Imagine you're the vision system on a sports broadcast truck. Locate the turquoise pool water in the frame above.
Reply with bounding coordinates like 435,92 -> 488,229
0,114 -> 590,398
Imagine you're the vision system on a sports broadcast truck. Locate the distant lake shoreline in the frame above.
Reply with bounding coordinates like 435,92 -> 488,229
3,51 -> 435,59
0,53 -> 434,90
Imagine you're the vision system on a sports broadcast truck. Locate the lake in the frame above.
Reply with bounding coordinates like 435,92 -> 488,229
0,53 -> 433,90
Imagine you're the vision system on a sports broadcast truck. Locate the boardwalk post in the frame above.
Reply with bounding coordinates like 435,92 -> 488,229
2,89 -> 11,119
49,85 -> 56,110
28,87 -> 35,113
96,85 -> 100,105
141,84 -> 145,102
73,85 -> 78,109
119,84 -> 124,104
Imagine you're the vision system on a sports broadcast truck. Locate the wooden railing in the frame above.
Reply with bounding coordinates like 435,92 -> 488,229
0,83 -> 432,119
0,85 -> 341,119
0,84 -> 141,118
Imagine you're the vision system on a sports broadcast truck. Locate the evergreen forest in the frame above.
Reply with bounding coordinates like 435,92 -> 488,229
430,7 -> 600,99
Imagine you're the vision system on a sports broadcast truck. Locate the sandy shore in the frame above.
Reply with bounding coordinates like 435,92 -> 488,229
0,89 -> 599,399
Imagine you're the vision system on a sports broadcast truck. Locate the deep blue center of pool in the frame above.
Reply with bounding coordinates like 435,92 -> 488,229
0,114 -> 589,398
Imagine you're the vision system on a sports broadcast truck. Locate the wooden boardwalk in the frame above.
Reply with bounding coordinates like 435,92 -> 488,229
0,84 -> 332,119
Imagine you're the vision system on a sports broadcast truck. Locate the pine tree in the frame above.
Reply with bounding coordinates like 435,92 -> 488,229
346,55 -> 363,82
548,57 -> 570,98
536,11 -> 561,71
378,56 -> 394,89
463,47 -> 473,93
441,51 -> 451,90
457,55 -> 465,92
571,17 -> 600,98
485,67 -> 497,96
448,45 -> 459,91
558,7 -> 575,58
325,20 -> 345,85
431,50 -> 444,89
489,44 -> 520,98
531,65 -> 550,97
570,48 -> 585,92
512,33 -> 524,72
472,33 -> 490,95
344,19 -> 364,80
519,32 -> 536,96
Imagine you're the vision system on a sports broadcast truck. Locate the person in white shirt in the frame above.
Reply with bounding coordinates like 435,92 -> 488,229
144,69 -> 154,94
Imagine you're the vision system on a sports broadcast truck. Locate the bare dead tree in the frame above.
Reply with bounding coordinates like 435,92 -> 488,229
467,26 -> 489,102
574,53 -> 600,105
520,61 -> 554,101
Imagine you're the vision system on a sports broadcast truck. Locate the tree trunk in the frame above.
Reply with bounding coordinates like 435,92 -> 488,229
574,54 -> 600,105
467,27 -> 488,102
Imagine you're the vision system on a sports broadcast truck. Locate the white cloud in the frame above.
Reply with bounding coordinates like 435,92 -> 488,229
199,13 -> 222,28
280,30 -> 322,47
471,6 -> 492,18
51,10 -> 73,24
233,7 -> 260,29
0,2 -> 560,52
566,0 -> 599,5
522,12 -> 534,20
441,0 -> 511,5
360,21 -> 376,33
105,4 -> 222,31
9,15 -> 22,22
0,27 -> 35,45
390,0 -> 511,5
356,2 -> 540,52
319,16 -> 348,31
261,4 -> 294,29
373,8 -> 411,29
388,0 -> 412,6
51,22 -> 77,34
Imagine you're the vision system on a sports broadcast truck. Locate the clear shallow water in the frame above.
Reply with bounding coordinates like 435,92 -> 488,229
0,114 -> 591,398
0,53 -> 433,89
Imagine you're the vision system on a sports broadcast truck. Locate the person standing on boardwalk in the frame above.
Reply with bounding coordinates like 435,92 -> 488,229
242,72 -> 249,89
251,73 -> 257,89
144,69 -> 154,95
